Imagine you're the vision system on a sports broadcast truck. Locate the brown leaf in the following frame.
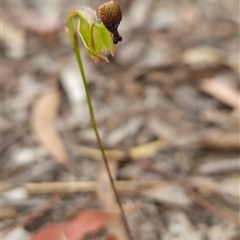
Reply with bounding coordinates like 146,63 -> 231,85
31,210 -> 116,240
64,210 -> 116,240
31,224 -> 62,240
31,90 -> 68,165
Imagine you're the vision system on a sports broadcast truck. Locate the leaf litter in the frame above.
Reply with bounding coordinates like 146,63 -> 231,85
2,0 -> 240,239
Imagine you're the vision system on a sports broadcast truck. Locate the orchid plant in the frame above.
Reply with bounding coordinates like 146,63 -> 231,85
66,1 -> 132,239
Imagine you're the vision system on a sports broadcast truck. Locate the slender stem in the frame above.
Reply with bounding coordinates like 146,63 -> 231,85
67,16 -> 133,240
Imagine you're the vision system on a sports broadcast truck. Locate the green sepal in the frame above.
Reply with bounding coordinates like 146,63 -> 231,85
68,7 -> 114,63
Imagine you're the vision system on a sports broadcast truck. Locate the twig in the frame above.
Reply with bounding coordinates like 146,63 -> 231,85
24,180 -> 172,194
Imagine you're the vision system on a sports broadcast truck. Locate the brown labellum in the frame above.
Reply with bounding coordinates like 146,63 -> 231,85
97,1 -> 122,44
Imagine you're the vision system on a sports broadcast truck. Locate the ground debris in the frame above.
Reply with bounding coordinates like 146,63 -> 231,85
2,0 -> 239,238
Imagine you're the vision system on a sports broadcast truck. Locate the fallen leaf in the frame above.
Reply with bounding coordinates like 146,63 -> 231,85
32,224 -> 62,240
31,210 -> 116,240
31,89 -> 69,165
198,78 -> 240,109
73,139 -> 165,161
63,210 -> 116,240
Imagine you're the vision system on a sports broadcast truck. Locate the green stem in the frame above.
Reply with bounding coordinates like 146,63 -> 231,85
67,16 -> 133,240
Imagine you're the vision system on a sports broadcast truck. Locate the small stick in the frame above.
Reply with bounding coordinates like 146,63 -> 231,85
24,180 -> 167,194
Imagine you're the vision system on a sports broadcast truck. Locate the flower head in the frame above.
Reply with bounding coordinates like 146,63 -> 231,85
67,1 -> 122,63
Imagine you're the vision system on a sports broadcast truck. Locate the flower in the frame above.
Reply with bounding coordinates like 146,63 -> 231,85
67,1 -> 122,63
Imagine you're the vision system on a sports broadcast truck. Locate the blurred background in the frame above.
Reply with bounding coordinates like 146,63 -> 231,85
1,0 -> 240,239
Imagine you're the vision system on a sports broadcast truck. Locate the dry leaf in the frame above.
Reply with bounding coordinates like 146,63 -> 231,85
63,210 -> 116,240
31,224 -> 62,240
31,89 -> 68,165
198,78 -> 240,109
73,139 -> 165,161
31,210 -> 116,240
